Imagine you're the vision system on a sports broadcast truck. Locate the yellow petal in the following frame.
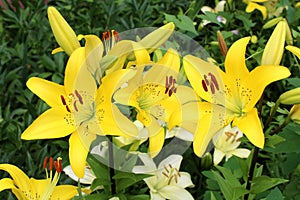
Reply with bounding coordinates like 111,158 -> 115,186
51,47 -> 64,54
149,127 -> 165,157
286,45 -> 300,60
69,132 -> 89,178
100,68 -> 137,99
26,77 -> 66,107
0,178 -> 16,192
52,185 -> 79,199
138,22 -> 175,54
144,49 -> 180,85
21,108 -> 75,140
241,65 -> 290,112
232,108 -> 264,148
65,47 -> 86,94
246,2 -> 267,19
183,55 -> 225,105
84,35 -> 104,81
47,6 -> 80,55
261,21 -> 286,65
224,37 -> 250,81
0,164 -> 31,194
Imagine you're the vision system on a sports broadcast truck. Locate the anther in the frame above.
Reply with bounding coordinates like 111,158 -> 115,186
162,171 -> 169,178
49,157 -> 53,171
75,90 -> 83,104
43,157 -> 49,170
60,95 -> 67,105
164,165 -> 169,173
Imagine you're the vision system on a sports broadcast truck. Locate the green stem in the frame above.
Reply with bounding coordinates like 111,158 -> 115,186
265,99 -> 281,127
269,116 -> 291,136
244,146 -> 259,200
108,135 -> 116,195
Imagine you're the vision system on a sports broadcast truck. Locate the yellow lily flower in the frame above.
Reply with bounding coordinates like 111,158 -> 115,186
114,48 -> 199,157
0,158 -> 78,200
21,47 -> 138,178
183,37 -> 290,156
286,45 -> 300,60
243,0 -> 268,19
48,6 -> 80,55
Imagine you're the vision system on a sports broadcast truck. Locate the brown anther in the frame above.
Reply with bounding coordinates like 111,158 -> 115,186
75,90 -> 83,104
174,174 -> 178,183
225,132 -> 233,142
202,80 -> 208,92
73,101 -> 78,112
164,165 -> 169,173
169,164 -> 173,168
112,30 -> 121,41
60,95 -> 67,105
54,158 -> 63,173
65,105 -> 71,113
162,171 -> 169,178
175,168 -> 181,177
209,73 -> 219,90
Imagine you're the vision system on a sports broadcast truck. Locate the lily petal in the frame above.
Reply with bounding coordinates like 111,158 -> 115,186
241,65 -> 290,112
232,108 -> 264,148
65,47 -> 86,94
246,2 -> 267,19
0,178 -> 16,192
149,126 -> 165,157
176,172 -> 195,188
26,77 -> 66,108
159,185 -> 194,200
0,164 -> 31,194
231,148 -> 251,158
213,148 -> 225,165
157,154 -> 182,170
286,45 -> 300,60
21,108 -> 75,140
69,131 -> 89,178
52,185 -> 79,199
224,37 -> 250,82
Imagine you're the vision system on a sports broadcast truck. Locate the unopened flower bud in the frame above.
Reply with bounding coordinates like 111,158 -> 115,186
217,30 -> 228,57
262,17 -> 283,29
289,104 -> 300,124
261,20 -> 286,65
48,6 -> 80,55
279,87 -> 300,105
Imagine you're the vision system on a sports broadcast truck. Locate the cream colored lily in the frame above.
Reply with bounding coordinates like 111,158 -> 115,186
133,154 -> 194,200
114,48 -> 199,157
243,0 -> 268,19
213,125 -> 251,165
21,47 -> 138,178
183,37 -> 290,157
0,158 -> 78,200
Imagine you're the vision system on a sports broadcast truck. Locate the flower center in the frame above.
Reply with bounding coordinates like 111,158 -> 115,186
102,30 -> 120,54
40,157 -> 62,200
161,164 -> 181,185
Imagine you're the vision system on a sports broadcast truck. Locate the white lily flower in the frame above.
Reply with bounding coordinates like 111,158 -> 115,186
165,127 -> 194,142
63,165 -> 96,185
133,154 -> 194,200
201,0 -> 227,26
213,124 -> 251,165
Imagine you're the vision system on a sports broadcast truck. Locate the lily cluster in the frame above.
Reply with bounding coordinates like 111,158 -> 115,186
1,4 -> 297,200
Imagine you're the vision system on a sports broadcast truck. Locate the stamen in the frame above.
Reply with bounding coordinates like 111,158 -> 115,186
202,80 -> 208,92
73,101 -> 78,112
60,95 -> 67,105
43,157 -> 49,170
225,132 -> 233,142
49,157 -> 53,171
209,73 -> 219,90
54,158 -> 63,173
169,164 -> 173,168
75,90 -> 83,104
65,105 -> 71,113
174,174 -> 178,183
164,165 -> 169,173
167,175 -> 173,185
162,171 -> 169,178
165,76 -> 177,96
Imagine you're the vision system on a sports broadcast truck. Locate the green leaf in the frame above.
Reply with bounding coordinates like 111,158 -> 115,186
264,134 -> 286,149
164,13 -> 198,37
283,164 -> 300,199
113,170 -> 152,192
127,194 -> 150,200
86,154 -> 110,181
250,175 -> 288,194
266,187 -> 284,200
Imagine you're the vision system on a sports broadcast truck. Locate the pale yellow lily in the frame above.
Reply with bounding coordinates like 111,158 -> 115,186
183,37 -> 290,156
0,158 -> 78,200
243,0 -> 268,19
114,48 -> 199,157
21,46 -> 137,178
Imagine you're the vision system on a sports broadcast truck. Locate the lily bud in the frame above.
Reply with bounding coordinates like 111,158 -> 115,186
217,30 -> 228,57
138,22 -> 175,53
279,87 -> 300,105
289,104 -> 300,124
48,6 -> 80,55
200,152 -> 212,170
262,17 -> 283,29
261,20 -> 286,65
285,20 -> 293,45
